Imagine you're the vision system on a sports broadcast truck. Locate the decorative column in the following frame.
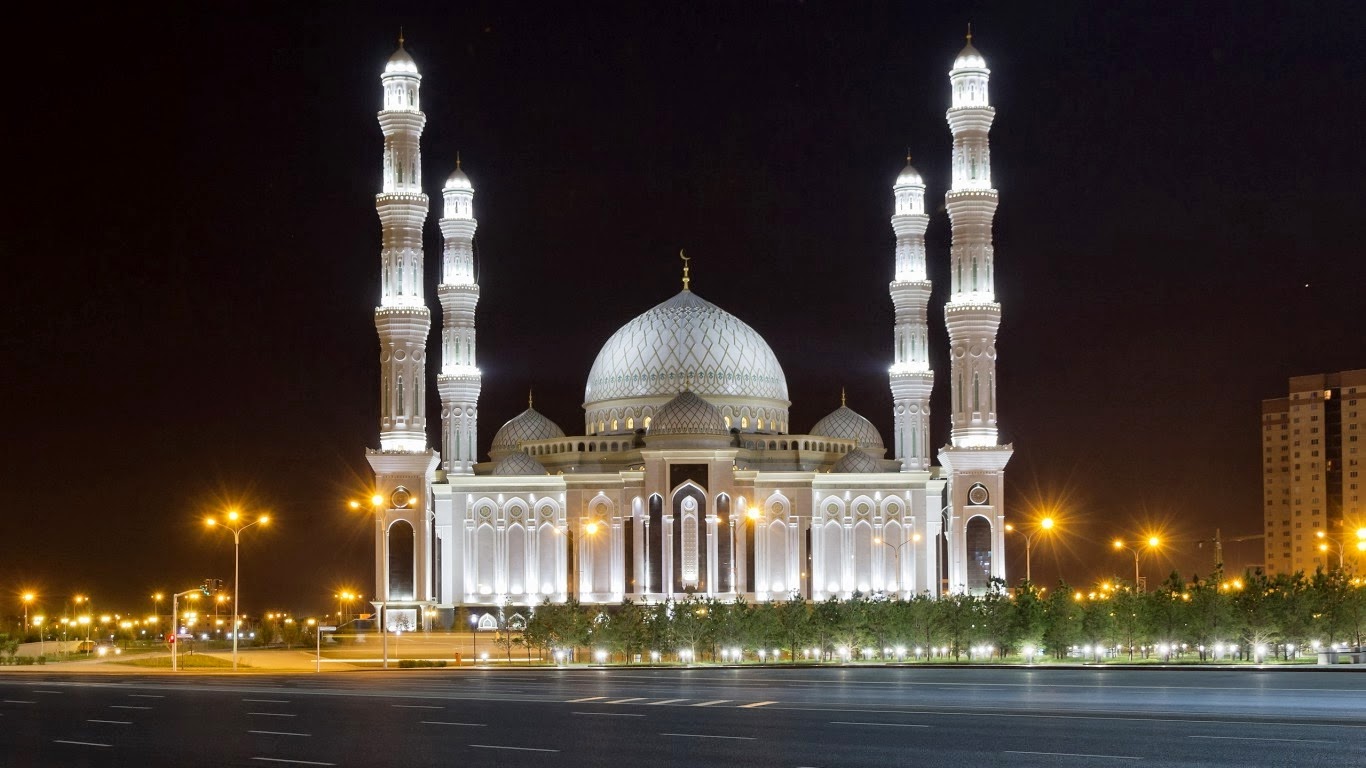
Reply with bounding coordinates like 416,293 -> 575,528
889,156 -> 933,471
437,158 -> 482,475
367,38 -> 440,604
937,31 -> 1013,592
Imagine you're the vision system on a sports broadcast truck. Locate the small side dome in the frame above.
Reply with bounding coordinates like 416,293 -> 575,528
492,452 -> 548,476
385,45 -> 420,75
445,164 -> 472,191
490,407 -> 565,458
810,404 -> 884,450
954,40 -> 986,70
649,390 -> 728,436
832,450 -> 882,474
896,159 -> 923,187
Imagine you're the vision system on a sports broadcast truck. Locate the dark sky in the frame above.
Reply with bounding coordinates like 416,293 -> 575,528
3,1 -> 1363,617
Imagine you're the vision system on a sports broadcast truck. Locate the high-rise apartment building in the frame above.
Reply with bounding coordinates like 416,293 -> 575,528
1261,369 -> 1366,575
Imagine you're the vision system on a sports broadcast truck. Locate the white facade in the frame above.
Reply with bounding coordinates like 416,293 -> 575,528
364,36 -> 1012,616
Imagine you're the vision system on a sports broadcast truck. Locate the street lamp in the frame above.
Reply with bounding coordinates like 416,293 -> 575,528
1005,516 -> 1056,584
727,507 -> 762,594
1113,536 -> 1160,591
1315,528 -> 1366,571
873,534 -> 921,593
206,509 -> 269,670
21,593 -> 34,640
151,593 -> 163,628
469,611 -> 479,664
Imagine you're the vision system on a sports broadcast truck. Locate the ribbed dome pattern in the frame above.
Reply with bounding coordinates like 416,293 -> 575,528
584,291 -> 789,406
491,452 -> 549,476
832,450 -> 882,474
810,405 -> 884,449
490,408 -> 565,453
649,391 -> 728,436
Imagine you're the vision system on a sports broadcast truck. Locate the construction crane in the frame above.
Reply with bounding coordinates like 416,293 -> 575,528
1196,528 -> 1265,577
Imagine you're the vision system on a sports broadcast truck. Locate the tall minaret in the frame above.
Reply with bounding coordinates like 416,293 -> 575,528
436,157 -> 481,475
888,156 -> 933,472
938,29 -> 1013,592
367,38 -> 440,607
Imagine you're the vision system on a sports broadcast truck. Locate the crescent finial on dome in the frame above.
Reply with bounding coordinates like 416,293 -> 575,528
528,387 -> 533,409
841,387 -> 847,407
398,27 -> 405,47
680,249 -> 691,291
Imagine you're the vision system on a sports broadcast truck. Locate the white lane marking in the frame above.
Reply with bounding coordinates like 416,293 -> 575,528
32,690 -> 63,695
422,721 -> 487,727
825,716 -> 934,721
248,730 -> 311,737
391,704 -> 443,709
111,705 -> 152,710
573,711 -> 645,717
567,696 -> 607,702
250,758 -> 336,766
470,744 -> 560,753
647,698 -> 688,705
87,719 -> 132,725
3,700 -> 35,704
661,732 -> 756,740
606,697 -> 647,704
128,694 -> 164,698
244,698 -> 291,703
691,700 -> 730,707
1188,735 -> 1335,744
54,740 -> 111,747
767,704 -> 1366,730
248,712 -> 297,717
1005,751 -> 1140,760
741,701 -> 777,708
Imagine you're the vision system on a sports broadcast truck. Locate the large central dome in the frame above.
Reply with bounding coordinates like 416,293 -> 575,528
583,290 -> 790,435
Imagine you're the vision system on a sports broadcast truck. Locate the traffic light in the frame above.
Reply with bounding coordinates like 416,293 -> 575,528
200,580 -> 211,596
213,578 -> 224,594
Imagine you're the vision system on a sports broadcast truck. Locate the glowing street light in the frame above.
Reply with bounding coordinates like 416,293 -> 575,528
21,593 -> 34,640
1113,536 -> 1161,591
1005,516 -> 1056,584
206,509 -> 269,670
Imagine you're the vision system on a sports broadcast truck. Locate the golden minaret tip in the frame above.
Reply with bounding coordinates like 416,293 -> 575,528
680,249 -> 691,291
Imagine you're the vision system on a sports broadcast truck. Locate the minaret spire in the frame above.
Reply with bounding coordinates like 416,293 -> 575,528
436,148 -> 482,476
939,33 -> 1013,593
680,249 -> 691,291
373,38 -> 431,451
367,41 -> 441,608
888,151 -> 933,471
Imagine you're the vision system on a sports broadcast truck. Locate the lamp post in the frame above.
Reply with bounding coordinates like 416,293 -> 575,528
21,593 -> 34,641
1113,536 -> 1160,591
205,509 -> 270,671
873,534 -> 922,593
1316,528 -> 1366,571
151,593 -> 163,629
728,507 -> 761,594
469,611 -> 479,664
1005,516 -> 1056,584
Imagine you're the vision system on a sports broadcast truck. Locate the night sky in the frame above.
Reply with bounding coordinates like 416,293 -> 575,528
4,2 -> 1362,616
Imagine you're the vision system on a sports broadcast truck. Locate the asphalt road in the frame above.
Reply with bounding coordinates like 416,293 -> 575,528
1,666 -> 1363,767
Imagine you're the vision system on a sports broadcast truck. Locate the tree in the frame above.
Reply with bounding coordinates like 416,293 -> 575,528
773,596 -> 811,661
1040,583 -> 1080,659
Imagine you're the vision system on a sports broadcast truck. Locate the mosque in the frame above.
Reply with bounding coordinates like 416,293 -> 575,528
363,34 -> 1012,629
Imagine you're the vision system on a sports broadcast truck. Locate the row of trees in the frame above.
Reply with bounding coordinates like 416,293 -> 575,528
521,569 -> 1366,663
